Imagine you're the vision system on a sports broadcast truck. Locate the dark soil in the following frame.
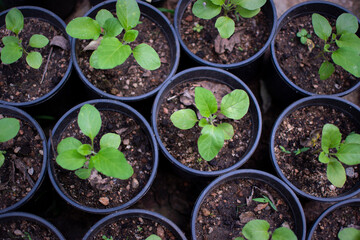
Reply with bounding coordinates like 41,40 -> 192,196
180,1 -> 271,64
275,14 -> 359,94
0,18 -> 70,103
157,80 -> 253,171
51,110 -> 153,209
312,205 -> 360,240
0,115 -> 44,210
274,105 -> 360,198
195,178 -> 295,240
89,216 -> 178,240
76,15 -> 171,98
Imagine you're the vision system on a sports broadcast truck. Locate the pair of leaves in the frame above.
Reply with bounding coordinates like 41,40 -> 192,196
0,118 -> 20,168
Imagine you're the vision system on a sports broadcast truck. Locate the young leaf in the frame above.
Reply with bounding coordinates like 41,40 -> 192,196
6,8 -> 24,35
26,51 -> 42,69
1,42 -> 23,64
319,151 -> 330,163
133,43 -> 161,70
338,227 -> 360,240
192,0 -> 221,20
242,219 -> 270,240
0,118 -> 20,142
145,235 -> 161,240
170,109 -> 198,130
220,89 -> 249,120
103,18 -> 123,38
116,0 -> 140,30
210,0 -> 224,5
77,144 -> 92,156
123,30 -> 138,43
236,6 -> 260,18
198,125 -> 224,161
321,124 -> 341,154
336,143 -> 360,165
195,87 -> 218,118
75,168 -> 92,179
0,153 -> 4,167
78,104 -> 101,141
57,137 -> 82,154
215,16 -> 235,39
279,146 -> 291,154
318,61 -> 335,80
100,133 -> 121,149
344,133 -> 360,144
2,36 -> 19,45
29,34 -> 49,48
272,227 -> 297,240
327,158 -> 346,188
336,33 -> 360,54
199,118 -> 209,127
95,9 -> 114,28
312,13 -> 332,41
217,123 -> 234,140
66,17 -> 101,40
336,13 -> 359,35
56,150 -> 87,170
237,0 -> 266,10
332,47 -> 360,78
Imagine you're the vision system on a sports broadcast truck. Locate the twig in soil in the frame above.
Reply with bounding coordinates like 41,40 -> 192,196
40,47 -> 53,84
14,158 -> 34,187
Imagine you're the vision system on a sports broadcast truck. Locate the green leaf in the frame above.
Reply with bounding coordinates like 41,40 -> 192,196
1,42 -> 23,64
336,33 -> 360,54
66,17 -> 101,40
327,158 -> 346,188
56,150 -> 87,171
272,227 -> 297,240
2,36 -> 19,45
215,16 -> 235,39
100,133 -> 121,149
332,47 -> 360,78
90,37 -> 131,69
321,124 -> 341,153
345,133 -> 360,144
237,0 -> 266,10
123,30 -> 138,43
234,238 -> 245,240
192,0 -> 221,20
145,235 -> 161,240
336,143 -> 360,165
221,89 -> 250,120
218,123 -> 234,140
95,9 -> 114,28
198,125 -> 224,161
336,13 -> 359,35
78,104 -> 101,141
319,151 -> 330,163
338,227 -> 360,240
253,197 -> 267,203
75,168 -> 92,179
210,0 -> 224,5
93,148 -> 133,179
57,137 -> 82,154
116,0 -> 140,30
0,118 -> 20,142
103,18 -> 123,38
29,34 -> 49,48
133,43 -> 161,70
6,8 -> 23,35
236,6 -> 260,18
0,153 -> 4,168
26,51 -> 42,69
195,87 -> 218,118
242,219 -> 270,240
312,13 -> 332,41
170,109 -> 198,130
77,144 -> 92,156
199,118 -> 209,127
318,61 -> 335,80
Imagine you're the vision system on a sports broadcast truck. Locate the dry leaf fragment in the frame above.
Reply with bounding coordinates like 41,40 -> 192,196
83,37 -> 103,51
50,35 -> 69,50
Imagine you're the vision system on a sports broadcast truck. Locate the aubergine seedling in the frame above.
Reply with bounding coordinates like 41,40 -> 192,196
55,104 -> 133,180
0,8 -> 49,69
0,117 -> 20,168
338,227 -> 360,240
146,235 -> 161,240
170,86 -> 249,161
65,0 -> 160,70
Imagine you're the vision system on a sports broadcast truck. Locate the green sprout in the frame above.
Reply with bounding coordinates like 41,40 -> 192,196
193,23 -> 204,33
146,235 -> 161,240
0,117 -> 20,168
102,236 -> 113,240
253,195 -> 277,211
338,227 -> 360,240
65,0 -> 160,70
296,28 -> 312,45
311,13 -> 360,80
279,145 -> 309,156
55,104 -> 134,180
192,0 -> 267,39
0,8 -> 49,69
234,219 -> 297,240
170,86 -> 249,161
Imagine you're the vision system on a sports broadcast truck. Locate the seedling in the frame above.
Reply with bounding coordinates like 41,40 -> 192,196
193,23 -> 204,33
146,235 -> 161,240
296,29 -> 312,45
318,123 -> 360,188
234,219 -> 297,240
279,145 -> 309,156
170,86 -> 250,161
0,8 -> 49,69
102,236 -> 113,240
310,13 -> 360,80
192,0 -> 267,38
66,0 -> 160,70
253,195 -> 277,211
338,227 -> 360,240
55,104 -> 134,180
0,117 -> 20,168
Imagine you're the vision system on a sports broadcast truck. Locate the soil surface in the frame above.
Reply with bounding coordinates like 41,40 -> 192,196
51,110 -> 153,209
274,105 -> 360,198
0,18 -> 70,103
275,14 -> 359,95
76,15 -> 171,98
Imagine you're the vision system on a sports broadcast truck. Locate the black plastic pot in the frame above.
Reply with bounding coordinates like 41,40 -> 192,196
151,67 -> 262,178
48,99 -> 159,214
83,209 -> 187,239
72,0 -> 180,103
174,0 -> 277,81
191,169 -> 306,240
307,198 -> 360,240
268,1 -> 360,105
0,104 -> 47,214
270,96 -> 360,202
0,212 -> 65,239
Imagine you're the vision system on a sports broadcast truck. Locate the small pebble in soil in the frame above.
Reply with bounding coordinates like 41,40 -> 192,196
346,167 -> 355,178
132,178 -> 139,189
99,197 -> 109,206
